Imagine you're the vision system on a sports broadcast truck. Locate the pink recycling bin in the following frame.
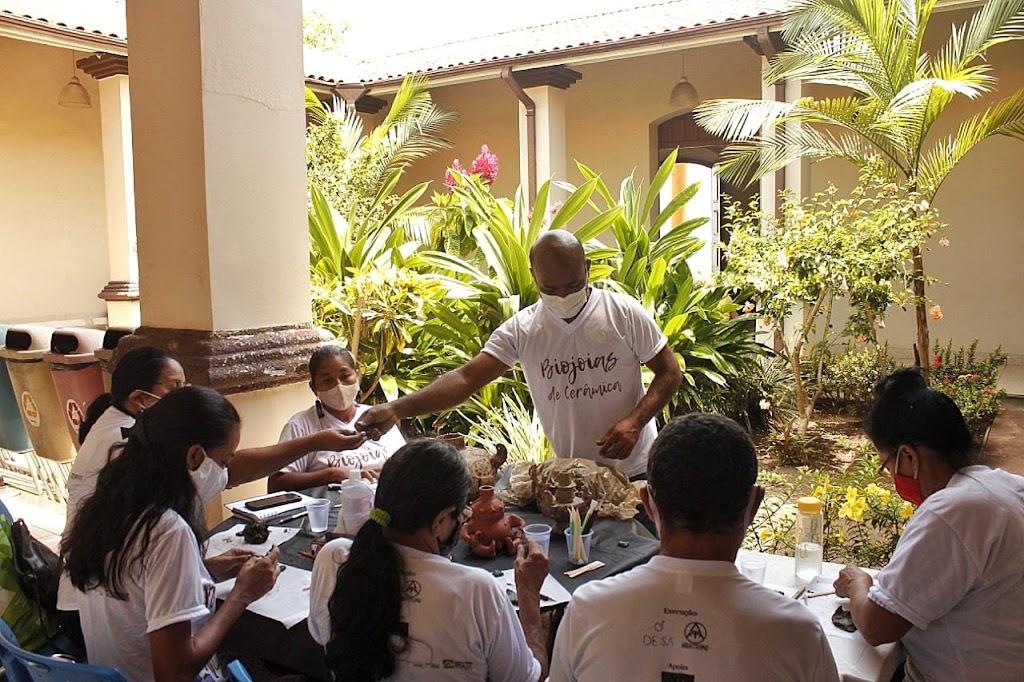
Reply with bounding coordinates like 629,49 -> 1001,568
44,328 -> 106,450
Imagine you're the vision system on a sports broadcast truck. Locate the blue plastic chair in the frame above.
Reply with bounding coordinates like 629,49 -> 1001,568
0,497 -> 13,525
226,659 -> 254,682
0,621 -> 126,682
0,620 -> 35,682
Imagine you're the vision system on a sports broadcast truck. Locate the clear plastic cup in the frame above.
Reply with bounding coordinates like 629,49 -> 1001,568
305,498 -> 331,534
740,557 -> 768,584
564,528 -> 594,566
522,523 -> 552,556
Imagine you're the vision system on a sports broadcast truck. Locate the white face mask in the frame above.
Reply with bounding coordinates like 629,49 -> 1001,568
540,287 -> 589,319
191,449 -> 229,503
318,381 -> 360,412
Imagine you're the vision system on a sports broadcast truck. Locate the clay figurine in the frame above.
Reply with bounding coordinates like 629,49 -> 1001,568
460,485 -> 524,558
460,444 -> 508,500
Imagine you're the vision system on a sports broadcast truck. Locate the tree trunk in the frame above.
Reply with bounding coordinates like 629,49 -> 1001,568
912,244 -> 930,382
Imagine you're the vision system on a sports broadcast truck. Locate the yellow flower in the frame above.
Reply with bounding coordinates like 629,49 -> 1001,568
899,502 -> 914,520
845,486 -> 860,503
839,497 -> 869,522
837,531 -> 846,544
864,483 -> 892,503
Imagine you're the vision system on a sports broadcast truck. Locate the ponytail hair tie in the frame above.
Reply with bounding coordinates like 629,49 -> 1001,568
369,507 -> 391,527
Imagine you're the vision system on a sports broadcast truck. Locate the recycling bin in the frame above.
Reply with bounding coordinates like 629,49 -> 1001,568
0,324 -> 32,453
0,325 -> 76,463
95,327 -> 135,392
45,327 -> 106,449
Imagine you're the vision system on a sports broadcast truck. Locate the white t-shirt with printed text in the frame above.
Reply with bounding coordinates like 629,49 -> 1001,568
483,288 -> 666,477
75,510 -> 222,681
309,537 -> 541,681
550,556 -> 839,682
869,466 -> 1024,682
277,403 -> 405,475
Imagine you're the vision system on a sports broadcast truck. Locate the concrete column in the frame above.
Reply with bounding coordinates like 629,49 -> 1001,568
521,86 -> 567,187
80,54 -> 140,328
124,0 -> 323,518
508,66 -> 581,200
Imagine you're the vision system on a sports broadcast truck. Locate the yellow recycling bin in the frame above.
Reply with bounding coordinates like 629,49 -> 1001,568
0,325 -> 77,463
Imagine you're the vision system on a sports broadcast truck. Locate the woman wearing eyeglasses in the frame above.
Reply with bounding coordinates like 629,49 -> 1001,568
834,367 -> 1024,682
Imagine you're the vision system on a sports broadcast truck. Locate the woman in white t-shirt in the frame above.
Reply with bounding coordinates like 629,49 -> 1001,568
309,439 -> 549,681
269,344 -> 405,492
835,368 -> 1024,682
63,386 -> 280,681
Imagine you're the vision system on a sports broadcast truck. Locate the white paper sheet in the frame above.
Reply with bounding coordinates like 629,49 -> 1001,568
498,569 -> 572,610
214,564 -> 312,629
204,524 -> 299,557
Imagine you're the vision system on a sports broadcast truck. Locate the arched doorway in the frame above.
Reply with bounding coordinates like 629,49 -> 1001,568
653,112 -> 756,280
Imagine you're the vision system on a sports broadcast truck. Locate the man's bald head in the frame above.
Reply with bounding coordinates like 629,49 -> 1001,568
529,230 -> 585,267
529,230 -> 590,300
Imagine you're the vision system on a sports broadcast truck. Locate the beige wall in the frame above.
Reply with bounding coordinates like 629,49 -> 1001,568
0,38 -> 109,325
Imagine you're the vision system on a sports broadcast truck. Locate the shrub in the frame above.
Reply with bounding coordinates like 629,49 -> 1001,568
930,340 -> 1007,439
747,456 -> 912,569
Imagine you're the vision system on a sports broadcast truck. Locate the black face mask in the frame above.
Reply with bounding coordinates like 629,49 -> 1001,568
437,514 -> 462,558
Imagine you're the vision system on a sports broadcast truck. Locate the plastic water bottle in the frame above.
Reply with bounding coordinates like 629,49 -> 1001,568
335,478 -> 374,535
794,496 -> 823,585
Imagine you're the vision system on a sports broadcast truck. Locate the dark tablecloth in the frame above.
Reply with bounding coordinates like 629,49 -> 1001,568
213,484 -> 658,679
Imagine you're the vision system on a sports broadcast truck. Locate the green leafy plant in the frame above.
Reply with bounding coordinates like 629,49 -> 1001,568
571,149 -> 767,412
747,457 -> 914,569
930,339 -> 1007,438
821,343 -> 893,411
306,76 -> 455,225
464,392 -> 554,463
720,165 -> 939,438
696,0 -> 1024,374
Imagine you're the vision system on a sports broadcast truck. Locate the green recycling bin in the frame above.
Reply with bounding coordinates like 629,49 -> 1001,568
45,327 -> 106,449
0,324 -> 33,453
0,325 -> 76,463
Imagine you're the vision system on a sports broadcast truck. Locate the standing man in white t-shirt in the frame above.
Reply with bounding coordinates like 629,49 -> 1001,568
549,413 -> 840,682
357,230 -> 682,477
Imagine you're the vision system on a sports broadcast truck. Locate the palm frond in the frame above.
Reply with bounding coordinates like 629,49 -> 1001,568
917,87 -> 1024,197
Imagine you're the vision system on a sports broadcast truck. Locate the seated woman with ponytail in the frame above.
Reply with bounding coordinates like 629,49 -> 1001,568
63,386 -> 280,681
834,368 -> 1024,682
309,439 -> 550,681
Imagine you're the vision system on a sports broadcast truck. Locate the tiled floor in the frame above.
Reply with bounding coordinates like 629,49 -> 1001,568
0,486 -> 65,552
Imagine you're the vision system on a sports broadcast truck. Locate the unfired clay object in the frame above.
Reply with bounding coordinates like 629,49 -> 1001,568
460,485 -> 524,557
499,458 -> 642,521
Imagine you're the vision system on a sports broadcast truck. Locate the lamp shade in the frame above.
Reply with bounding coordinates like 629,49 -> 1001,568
669,76 -> 699,112
58,76 -> 92,108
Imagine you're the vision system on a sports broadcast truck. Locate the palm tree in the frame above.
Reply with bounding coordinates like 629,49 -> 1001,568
306,75 -> 456,221
695,0 -> 1024,376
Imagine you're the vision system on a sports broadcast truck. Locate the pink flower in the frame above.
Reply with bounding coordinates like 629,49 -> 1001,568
939,235 -> 950,247
929,305 -> 943,321
444,159 -> 466,189
877,320 -> 885,330
931,355 -> 942,369
855,335 -> 867,344
470,145 -> 499,185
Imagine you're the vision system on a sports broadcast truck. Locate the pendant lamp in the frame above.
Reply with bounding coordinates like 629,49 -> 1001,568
669,51 -> 699,112
58,51 -> 92,108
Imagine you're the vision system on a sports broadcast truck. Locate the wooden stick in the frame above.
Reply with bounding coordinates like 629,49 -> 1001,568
806,589 -> 836,599
564,560 -> 605,579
